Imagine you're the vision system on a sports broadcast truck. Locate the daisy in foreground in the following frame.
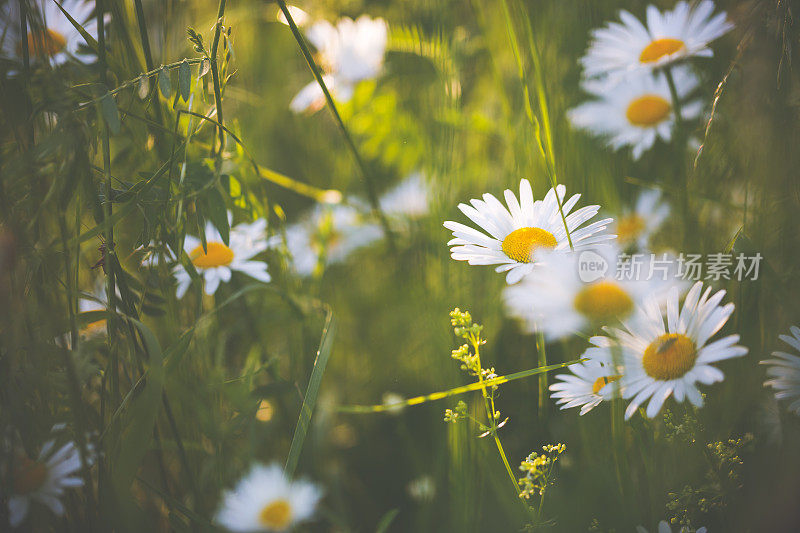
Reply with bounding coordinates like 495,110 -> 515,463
503,245 -> 682,340
636,521 -> 707,533
568,67 -> 701,160
549,359 -> 622,416
761,325 -> 800,416
290,15 -> 388,113
8,435 -> 86,527
215,463 -> 321,532
174,216 -> 270,298
603,281 -> 747,419
581,0 -> 732,78
614,189 -> 670,250
1,0 -> 102,67
444,179 -> 615,284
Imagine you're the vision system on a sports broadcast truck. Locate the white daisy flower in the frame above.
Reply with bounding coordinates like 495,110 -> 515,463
290,15 -> 388,112
636,521 -> 707,533
379,172 -> 430,219
603,281 -> 747,420
761,325 -> 800,416
568,67 -> 702,160
174,215 -> 270,298
614,189 -> 670,250
1,0 -> 103,67
504,246 -> 682,340
582,1 -> 732,78
8,436 -> 86,528
77,279 -> 109,339
444,179 -> 615,284
278,203 -> 383,277
215,463 -> 322,532
549,358 -> 622,416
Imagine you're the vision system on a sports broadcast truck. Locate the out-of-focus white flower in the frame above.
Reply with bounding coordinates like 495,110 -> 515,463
582,1 -> 732,79
614,189 -> 670,250
290,15 -> 388,112
568,67 -> 702,160
761,325 -> 800,416
276,5 -> 309,27
504,245 -> 682,340
215,463 -> 321,532
407,475 -> 436,502
277,203 -> 383,277
7,432 -> 87,528
1,0 -> 105,67
636,521 -> 707,533
379,172 -> 431,219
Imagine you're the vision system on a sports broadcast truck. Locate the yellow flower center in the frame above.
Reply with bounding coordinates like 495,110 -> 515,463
19,29 -> 67,59
259,499 -> 293,530
82,319 -> 107,337
591,375 -> 622,395
642,333 -> 697,380
616,214 -> 646,244
13,456 -> 47,495
639,38 -> 686,64
501,227 -> 557,263
626,95 -> 672,127
573,281 -> 634,322
190,242 -> 234,268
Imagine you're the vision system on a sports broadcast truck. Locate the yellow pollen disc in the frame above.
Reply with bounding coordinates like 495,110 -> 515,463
639,38 -> 686,64
13,457 -> 47,495
190,242 -> 234,268
642,333 -> 697,380
82,319 -> 107,337
573,281 -> 634,322
592,375 -> 621,395
626,95 -> 672,127
616,214 -> 646,244
501,227 -> 557,263
259,499 -> 293,530
20,29 -> 67,59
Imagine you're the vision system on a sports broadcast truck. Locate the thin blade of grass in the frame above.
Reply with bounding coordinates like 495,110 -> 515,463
338,359 -> 584,414
284,309 -> 337,477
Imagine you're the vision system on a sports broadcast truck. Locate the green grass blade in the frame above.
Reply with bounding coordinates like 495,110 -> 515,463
338,359 -> 584,414
284,309 -> 337,477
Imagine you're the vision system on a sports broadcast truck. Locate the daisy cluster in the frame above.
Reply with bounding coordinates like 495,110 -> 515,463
444,177 -> 748,420
569,1 -> 733,160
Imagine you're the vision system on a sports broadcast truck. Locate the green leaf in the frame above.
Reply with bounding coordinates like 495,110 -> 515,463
204,187 -> 230,245
375,509 -> 400,533
101,92 -> 121,134
179,60 -> 191,101
108,319 -> 164,516
284,310 -> 337,477
158,67 -> 171,98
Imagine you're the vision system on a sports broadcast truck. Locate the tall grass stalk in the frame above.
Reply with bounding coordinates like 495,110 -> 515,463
276,0 -> 395,249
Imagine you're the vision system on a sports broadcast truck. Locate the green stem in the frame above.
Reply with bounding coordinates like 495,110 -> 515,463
96,0 -> 118,404
276,0 -> 394,249
471,336 -> 520,498
209,0 -> 227,155
535,330 -> 547,420
664,66 -> 692,244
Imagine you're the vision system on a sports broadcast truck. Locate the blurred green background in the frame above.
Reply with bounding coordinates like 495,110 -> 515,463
3,0 -> 800,531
